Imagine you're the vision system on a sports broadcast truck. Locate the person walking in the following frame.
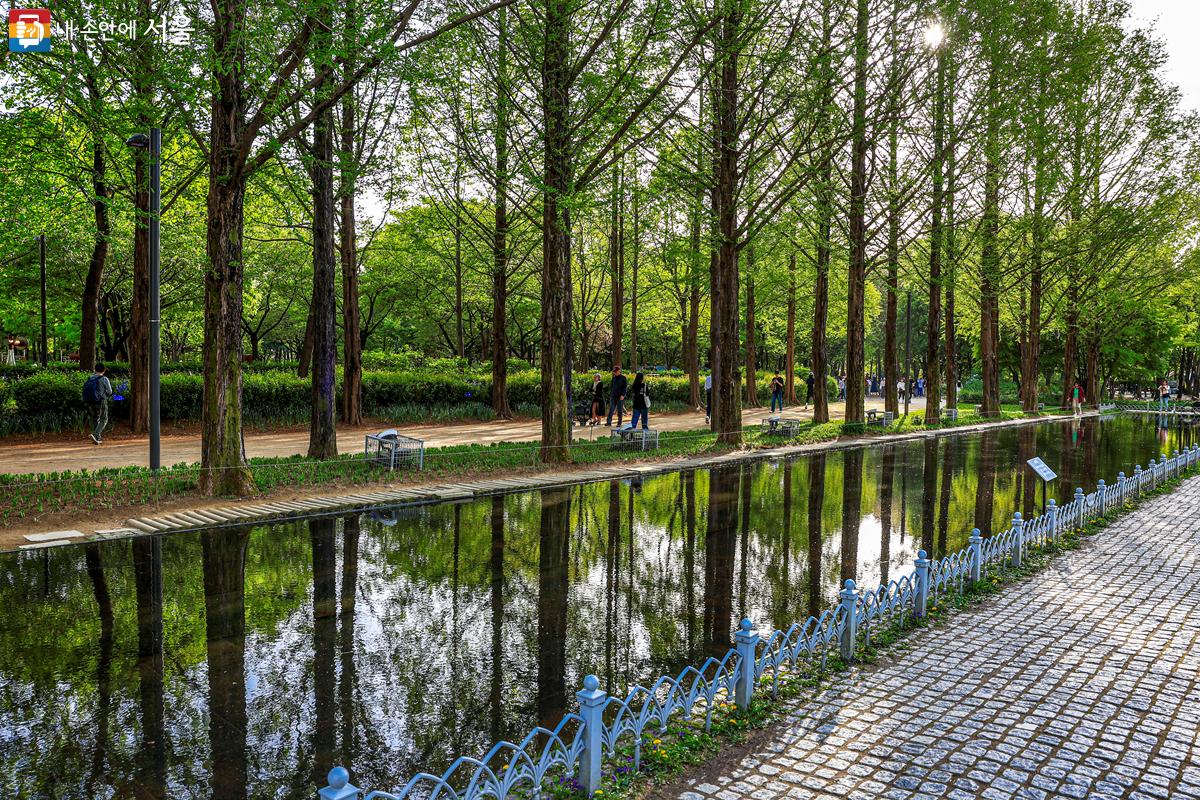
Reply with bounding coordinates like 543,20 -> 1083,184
589,373 -> 606,425
837,375 -> 846,400
606,365 -> 628,426
1071,382 -> 1084,416
1158,379 -> 1171,412
805,371 -> 815,408
704,372 -> 713,424
630,371 -> 651,430
84,362 -> 113,445
769,370 -> 785,412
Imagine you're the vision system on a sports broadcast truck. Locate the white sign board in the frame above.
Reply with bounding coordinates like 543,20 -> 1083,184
1026,457 -> 1057,482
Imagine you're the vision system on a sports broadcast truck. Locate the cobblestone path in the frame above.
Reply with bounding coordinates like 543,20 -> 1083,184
677,476 -> 1200,800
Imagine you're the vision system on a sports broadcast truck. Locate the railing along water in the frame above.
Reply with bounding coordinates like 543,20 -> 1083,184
319,443 -> 1200,800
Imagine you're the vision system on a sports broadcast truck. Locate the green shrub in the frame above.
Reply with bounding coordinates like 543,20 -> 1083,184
12,372 -> 87,415
160,373 -> 204,420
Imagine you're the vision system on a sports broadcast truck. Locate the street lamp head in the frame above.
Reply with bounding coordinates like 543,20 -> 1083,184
125,132 -> 150,148
923,20 -> 945,50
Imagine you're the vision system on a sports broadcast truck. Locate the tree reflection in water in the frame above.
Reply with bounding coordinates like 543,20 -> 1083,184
0,416 -> 1192,799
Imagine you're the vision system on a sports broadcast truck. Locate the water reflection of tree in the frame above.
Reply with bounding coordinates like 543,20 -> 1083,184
879,447 -> 896,584
83,544 -> 113,796
537,488 -> 570,728
841,449 -> 863,585
310,518 -> 337,792
202,528 -> 250,800
489,497 -> 504,744
339,516 -> 360,764
937,438 -> 956,557
920,439 -> 938,556
974,431 -> 999,535
132,536 -> 166,800
806,453 -> 826,619
704,468 -> 738,656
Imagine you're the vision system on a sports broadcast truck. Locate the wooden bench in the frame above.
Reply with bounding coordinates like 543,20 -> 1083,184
365,429 -> 425,470
941,407 -> 959,423
611,427 -> 660,451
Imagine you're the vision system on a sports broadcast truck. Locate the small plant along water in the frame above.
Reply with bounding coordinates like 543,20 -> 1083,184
0,414 -> 1195,799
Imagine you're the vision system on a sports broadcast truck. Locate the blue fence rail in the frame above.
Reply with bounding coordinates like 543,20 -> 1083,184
319,443 -> 1200,800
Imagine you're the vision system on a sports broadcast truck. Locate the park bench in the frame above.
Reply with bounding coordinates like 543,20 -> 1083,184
365,429 -> 425,470
610,426 -> 660,451
866,409 -> 894,427
942,407 -> 959,423
761,415 -> 802,436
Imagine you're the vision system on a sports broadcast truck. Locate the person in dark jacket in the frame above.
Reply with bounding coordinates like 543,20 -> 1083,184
606,365 -> 628,426
769,370 -> 785,412
84,362 -> 114,444
804,372 -> 815,408
589,373 -> 606,425
629,372 -> 650,429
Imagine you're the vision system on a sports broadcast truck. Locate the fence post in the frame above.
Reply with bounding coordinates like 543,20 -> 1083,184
914,550 -> 931,617
1134,466 -> 1142,500
839,579 -> 859,662
1173,450 -> 1180,479
576,674 -> 607,796
1047,499 -> 1058,543
1150,460 -> 1158,491
1117,473 -> 1126,506
968,528 -> 982,583
735,618 -> 758,711
1009,513 -> 1024,568
1073,487 -> 1084,529
319,767 -> 359,800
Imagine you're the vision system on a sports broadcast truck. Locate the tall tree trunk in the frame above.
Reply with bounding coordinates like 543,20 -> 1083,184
979,72 -> 1002,417
340,0 -> 362,427
844,0 -> 870,426
630,187 -> 640,368
1022,171 -> 1044,414
491,5 -> 512,418
710,10 -> 743,444
202,45 -> 253,494
308,9 -> 339,459
686,174 -> 702,408
785,252 -> 797,404
1061,283 -> 1078,408
744,263 -> 759,407
80,116 -> 110,373
609,164 -> 624,369
129,42 -> 152,433
924,44 -> 945,426
944,48 -> 958,412
1084,329 -> 1100,407
539,0 -> 574,463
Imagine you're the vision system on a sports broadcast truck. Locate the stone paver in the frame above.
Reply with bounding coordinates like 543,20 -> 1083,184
678,476 -> 1200,800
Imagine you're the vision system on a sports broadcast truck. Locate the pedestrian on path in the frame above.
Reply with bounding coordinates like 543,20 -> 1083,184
769,370 -> 784,412
589,373 -> 606,425
1159,378 -> 1171,411
1072,382 -> 1084,416
606,365 -> 627,426
630,372 -> 651,430
705,372 -> 712,424
805,372 -> 814,408
83,363 -> 113,445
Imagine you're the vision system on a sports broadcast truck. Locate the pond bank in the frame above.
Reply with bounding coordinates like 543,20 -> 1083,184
2,409 -> 1085,552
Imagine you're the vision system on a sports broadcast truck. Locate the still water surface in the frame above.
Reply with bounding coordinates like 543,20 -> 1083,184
1,415 -> 1195,799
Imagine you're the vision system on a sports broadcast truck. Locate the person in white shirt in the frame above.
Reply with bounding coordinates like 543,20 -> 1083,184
704,373 -> 713,423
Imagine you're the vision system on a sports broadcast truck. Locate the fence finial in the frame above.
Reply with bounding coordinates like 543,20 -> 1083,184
1010,513 -> 1024,568
968,529 -> 982,583
319,766 -> 359,800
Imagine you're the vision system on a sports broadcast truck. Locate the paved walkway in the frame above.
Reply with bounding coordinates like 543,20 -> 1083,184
676,476 -> 1200,800
0,397 -> 910,475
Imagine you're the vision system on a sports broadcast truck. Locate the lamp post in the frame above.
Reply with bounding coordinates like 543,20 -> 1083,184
38,234 -> 47,367
126,128 -> 161,472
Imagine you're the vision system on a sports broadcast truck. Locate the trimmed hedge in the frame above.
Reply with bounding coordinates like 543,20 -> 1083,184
0,365 -> 842,430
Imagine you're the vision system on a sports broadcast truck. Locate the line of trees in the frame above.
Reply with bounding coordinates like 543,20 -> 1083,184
1,0 -> 1199,491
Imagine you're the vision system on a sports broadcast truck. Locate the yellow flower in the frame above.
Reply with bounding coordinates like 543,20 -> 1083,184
653,739 -> 662,745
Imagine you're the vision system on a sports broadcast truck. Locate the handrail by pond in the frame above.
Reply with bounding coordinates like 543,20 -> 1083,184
319,443 -> 1200,800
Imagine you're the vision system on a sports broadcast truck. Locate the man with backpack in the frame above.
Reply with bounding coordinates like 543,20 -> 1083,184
84,363 -> 113,444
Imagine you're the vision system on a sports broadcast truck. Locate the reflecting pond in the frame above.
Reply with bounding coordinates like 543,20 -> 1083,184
1,414 -> 1195,799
